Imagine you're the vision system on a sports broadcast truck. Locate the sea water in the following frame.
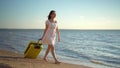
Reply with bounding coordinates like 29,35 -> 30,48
0,29 -> 120,68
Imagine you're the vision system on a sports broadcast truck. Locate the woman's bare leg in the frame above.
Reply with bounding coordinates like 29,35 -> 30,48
43,45 -> 51,61
50,45 -> 61,64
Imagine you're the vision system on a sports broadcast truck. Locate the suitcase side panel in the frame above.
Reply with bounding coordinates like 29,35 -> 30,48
24,42 -> 43,59
24,42 -> 31,54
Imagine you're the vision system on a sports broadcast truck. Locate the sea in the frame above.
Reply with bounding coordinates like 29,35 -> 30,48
0,29 -> 120,68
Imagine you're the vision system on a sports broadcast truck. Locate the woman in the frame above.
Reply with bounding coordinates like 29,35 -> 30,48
41,10 -> 61,64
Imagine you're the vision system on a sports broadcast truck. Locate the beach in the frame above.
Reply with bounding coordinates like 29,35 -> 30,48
0,50 -> 90,68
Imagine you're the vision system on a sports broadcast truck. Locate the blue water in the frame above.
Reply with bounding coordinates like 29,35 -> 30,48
0,29 -> 120,68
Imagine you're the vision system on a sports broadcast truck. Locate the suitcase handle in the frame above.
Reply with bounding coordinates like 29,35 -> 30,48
35,39 -> 42,49
37,38 -> 42,43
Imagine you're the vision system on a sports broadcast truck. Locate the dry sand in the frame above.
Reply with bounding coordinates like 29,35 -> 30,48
0,50 -> 91,68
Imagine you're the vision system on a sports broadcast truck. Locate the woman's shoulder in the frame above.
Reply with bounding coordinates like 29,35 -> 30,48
45,20 -> 50,25
45,20 -> 49,22
45,20 -> 58,23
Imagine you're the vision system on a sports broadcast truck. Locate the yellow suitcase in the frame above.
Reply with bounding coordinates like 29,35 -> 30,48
24,40 -> 43,59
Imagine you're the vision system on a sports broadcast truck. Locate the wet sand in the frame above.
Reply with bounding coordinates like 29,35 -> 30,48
0,50 -> 91,68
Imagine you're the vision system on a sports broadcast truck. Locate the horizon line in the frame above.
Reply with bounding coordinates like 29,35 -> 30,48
0,28 -> 120,30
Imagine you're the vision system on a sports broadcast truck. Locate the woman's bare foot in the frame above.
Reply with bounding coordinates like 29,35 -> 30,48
55,61 -> 61,64
43,58 -> 48,62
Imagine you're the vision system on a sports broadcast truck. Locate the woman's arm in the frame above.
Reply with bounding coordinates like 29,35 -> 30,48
56,26 -> 60,42
41,22 -> 49,40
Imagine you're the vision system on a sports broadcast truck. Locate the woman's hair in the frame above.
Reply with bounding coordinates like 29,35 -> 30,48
48,10 -> 55,20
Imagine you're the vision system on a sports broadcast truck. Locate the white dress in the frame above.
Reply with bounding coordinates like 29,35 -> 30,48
42,20 -> 58,45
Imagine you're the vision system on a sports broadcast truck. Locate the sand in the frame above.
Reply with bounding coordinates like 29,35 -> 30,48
0,50 -> 91,68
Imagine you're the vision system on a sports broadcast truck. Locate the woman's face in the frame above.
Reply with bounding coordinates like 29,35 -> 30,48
50,12 -> 56,19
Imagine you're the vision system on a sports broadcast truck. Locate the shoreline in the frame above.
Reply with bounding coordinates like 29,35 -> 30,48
0,49 -> 91,68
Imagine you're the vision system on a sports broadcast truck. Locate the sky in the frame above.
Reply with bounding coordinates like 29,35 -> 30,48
0,0 -> 120,29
